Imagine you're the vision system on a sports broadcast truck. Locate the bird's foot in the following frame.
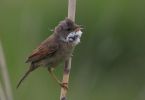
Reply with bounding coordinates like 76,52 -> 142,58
59,82 -> 68,90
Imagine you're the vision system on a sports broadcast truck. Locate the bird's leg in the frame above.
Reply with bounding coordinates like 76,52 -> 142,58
48,67 -> 68,90
48,67 -> 61,84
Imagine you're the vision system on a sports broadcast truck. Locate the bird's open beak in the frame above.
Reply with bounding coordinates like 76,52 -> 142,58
75,25 -> 84,31
74,27 -> 81,32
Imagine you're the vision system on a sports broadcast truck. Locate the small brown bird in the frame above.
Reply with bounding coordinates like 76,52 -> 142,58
17,18 -> 82,89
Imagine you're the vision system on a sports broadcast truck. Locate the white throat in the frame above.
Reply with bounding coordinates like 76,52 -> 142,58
62,30 -> 83,45
66,30 -> 82,45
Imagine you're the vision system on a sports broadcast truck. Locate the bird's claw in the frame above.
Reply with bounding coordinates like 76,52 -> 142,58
59,82 -> 68,90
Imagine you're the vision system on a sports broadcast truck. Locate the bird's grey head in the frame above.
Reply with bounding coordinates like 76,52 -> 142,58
54,18 -> 82,45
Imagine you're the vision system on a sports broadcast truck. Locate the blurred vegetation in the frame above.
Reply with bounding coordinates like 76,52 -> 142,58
0,0 -> 145,100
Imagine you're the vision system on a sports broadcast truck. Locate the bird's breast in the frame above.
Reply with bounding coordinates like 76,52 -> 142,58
57,43 -> 74,60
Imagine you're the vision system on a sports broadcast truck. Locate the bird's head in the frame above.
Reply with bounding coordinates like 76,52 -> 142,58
54,18 -> 83,45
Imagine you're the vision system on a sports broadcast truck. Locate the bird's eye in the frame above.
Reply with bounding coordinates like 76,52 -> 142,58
66,28 -> 71,31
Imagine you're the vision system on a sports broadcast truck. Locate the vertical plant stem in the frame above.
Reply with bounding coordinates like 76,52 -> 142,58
68,0 -> 76,21
60,58 -> 72,100
0,41 -> 13,100
60,0 -> 76,100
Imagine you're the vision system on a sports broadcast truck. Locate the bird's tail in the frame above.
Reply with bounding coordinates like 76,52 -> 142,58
17,65 -> 37,89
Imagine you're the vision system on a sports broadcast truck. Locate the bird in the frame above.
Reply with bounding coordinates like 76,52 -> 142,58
17,18 -> 83,89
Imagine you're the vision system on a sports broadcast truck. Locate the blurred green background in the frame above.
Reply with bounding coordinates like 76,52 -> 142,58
1,0 -> 145,100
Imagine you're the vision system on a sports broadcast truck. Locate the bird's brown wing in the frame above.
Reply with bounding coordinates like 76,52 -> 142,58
26,38 -> 59,63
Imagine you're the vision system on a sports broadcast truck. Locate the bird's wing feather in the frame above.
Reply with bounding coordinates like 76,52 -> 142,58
26,37 -> 59,63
